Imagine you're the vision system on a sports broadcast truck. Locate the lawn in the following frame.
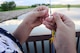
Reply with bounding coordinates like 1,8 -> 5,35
71,5 -> 80,8
0,6 -> 32,12
50,4 -> 80,8
14,6 -> 31,10
0,4 -> 80,12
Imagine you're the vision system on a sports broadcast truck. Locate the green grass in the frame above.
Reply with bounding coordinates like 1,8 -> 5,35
0,9 -> 1,11
50,4 -> 80,8
0,5 -> 80,12
14,6 -> 31,10
51,5 -> 67,8
70,5 -> 80,8
0,6 -> 32,12
0,7 -> 2,11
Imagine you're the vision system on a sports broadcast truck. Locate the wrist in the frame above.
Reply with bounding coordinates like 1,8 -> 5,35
22,21 -> 34,30
13,22 -> 33,44
55,37 -> 76,53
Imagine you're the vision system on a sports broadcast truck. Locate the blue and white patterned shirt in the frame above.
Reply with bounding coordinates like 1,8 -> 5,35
0,28 -> 24,53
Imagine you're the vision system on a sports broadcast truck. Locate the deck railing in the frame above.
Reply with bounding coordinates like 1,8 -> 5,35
24,32 -> 80,53
76,32 -> 80,53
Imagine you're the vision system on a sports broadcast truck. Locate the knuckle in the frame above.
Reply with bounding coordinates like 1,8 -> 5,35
32,12 -> 37,16
69,20 -> 75,26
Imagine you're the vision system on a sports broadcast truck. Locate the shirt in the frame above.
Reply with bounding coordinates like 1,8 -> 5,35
0,28 -> 24,53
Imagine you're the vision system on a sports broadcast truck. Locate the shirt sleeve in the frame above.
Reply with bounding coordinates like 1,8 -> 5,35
0,28 -> 24,53
0,45 -> 18,53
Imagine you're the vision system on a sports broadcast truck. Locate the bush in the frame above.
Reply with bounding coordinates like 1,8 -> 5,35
1,2 -> 9,11
31,5 -> 37,7
9,1 -> 16,10
1,1 -> 16,11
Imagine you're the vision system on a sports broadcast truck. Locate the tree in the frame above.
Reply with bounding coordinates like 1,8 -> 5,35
1,1 -> 16,11
42,3 -> 46,5
8,1 -> 16,10
31,4 -> 37,7
1,1 -> 9,11
67,4 -> 70,11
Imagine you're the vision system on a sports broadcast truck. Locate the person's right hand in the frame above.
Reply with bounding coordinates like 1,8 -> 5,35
43,13 -> 76,53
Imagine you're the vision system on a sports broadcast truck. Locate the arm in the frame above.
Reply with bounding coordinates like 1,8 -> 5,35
43,12 -> 76,53
13,21 -> 33,44
13,6 -> 48,44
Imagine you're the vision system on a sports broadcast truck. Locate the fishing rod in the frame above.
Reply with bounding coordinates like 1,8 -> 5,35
49,0 -> 55,43
49,1 -> 56,53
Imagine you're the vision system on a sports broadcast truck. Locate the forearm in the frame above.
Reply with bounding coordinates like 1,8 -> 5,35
55,36 -> 77,53
13,22 -> 33,44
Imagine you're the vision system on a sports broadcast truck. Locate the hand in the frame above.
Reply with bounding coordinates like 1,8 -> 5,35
43,13 -> 76,53
23,6 -> 48,29
13,6 -> 48,44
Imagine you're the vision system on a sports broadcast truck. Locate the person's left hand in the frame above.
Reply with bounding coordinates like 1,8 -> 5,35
23,6 -> 48,29
13,6 -> 48,44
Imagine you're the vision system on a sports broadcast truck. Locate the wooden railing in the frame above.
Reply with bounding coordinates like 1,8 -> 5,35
76,32 -> 80,53
26,34 -> 53,53
25,32 -> 80,53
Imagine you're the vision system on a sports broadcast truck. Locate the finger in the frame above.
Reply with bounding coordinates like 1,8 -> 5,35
36,9 -> 48,16
59,13 -> 75,27
59,13 -> 71,22
45,24 -> 56,30
43,20 -> 53,26
52,12 -> 64,27
43,21 -> 56,30
45,16 -> 53,22
34,6 -> 48,11
34,6 -> 48,17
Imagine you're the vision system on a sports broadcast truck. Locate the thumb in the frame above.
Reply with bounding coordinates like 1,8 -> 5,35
53,13 -> 64,27
36,10 -> 48,17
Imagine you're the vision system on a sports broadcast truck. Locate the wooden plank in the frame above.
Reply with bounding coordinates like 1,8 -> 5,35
42,40 -> 44,53
76,32 -> 80,53
26,42 -> 30,53
49,40 -> 52,53
26,35 -> 51,41
34,41 -> 37,53
77,37 -> 79,53
76,32 -> 80,37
